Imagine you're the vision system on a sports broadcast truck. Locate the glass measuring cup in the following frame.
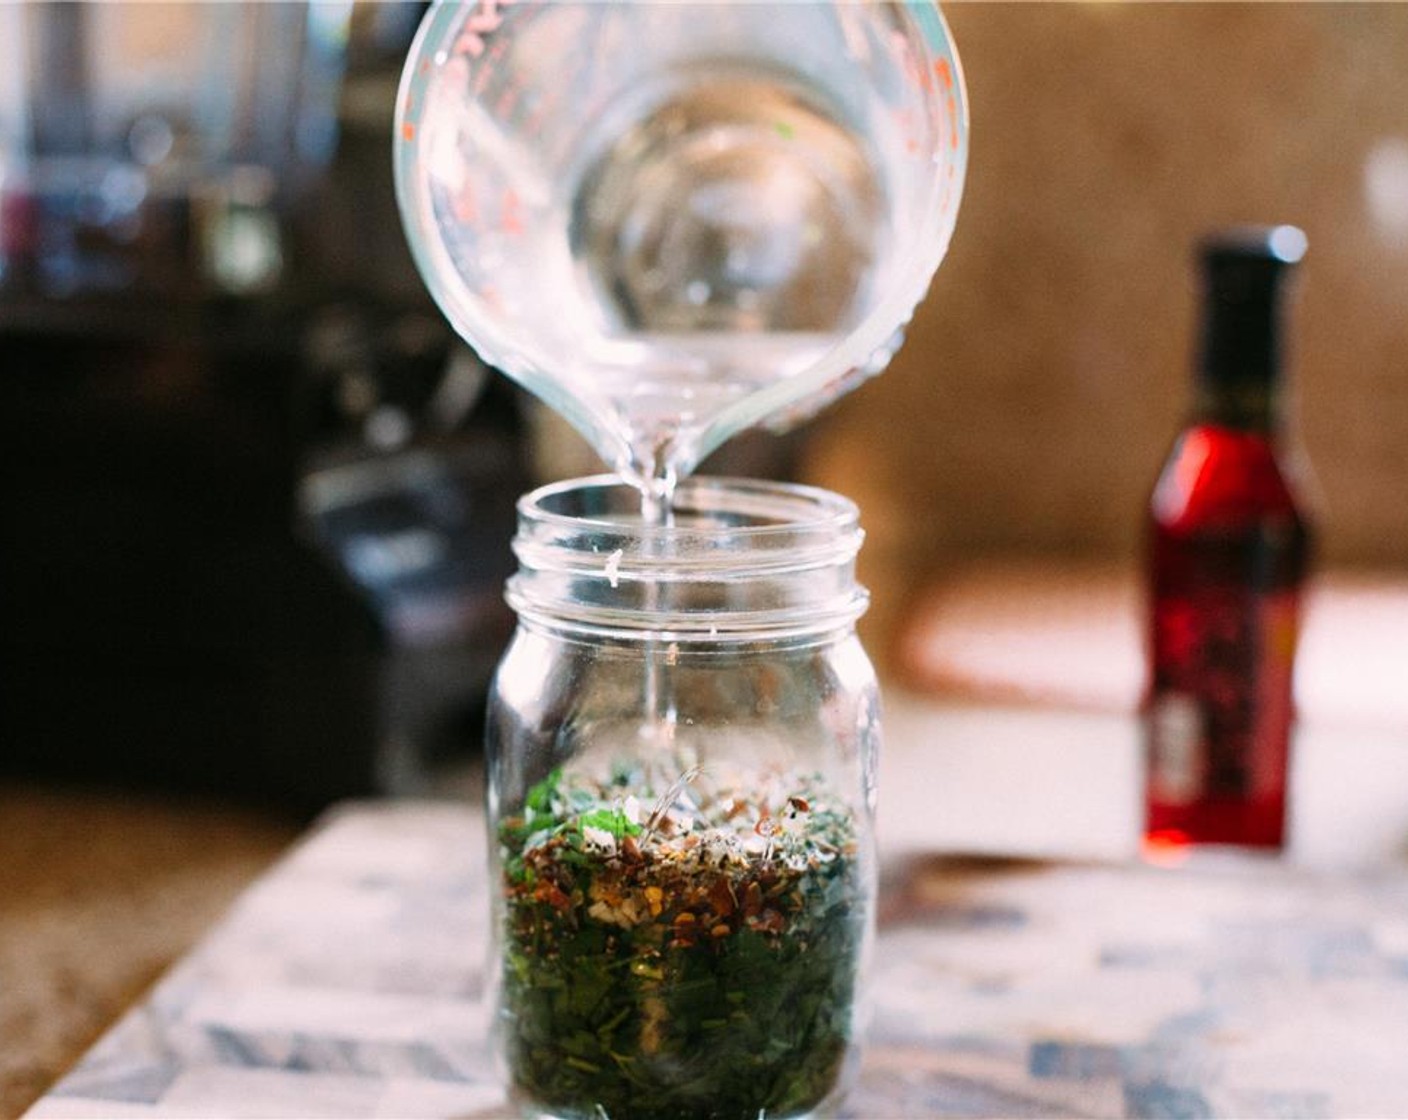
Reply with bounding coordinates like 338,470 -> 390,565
394,1 -> 967,501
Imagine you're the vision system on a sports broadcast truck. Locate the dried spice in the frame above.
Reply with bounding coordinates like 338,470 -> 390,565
496,765 -> 864,1120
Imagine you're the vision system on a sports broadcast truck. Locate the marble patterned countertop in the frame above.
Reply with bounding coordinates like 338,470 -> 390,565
25,796 -> 1408,1119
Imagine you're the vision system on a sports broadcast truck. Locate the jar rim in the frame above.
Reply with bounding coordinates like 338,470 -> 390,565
518,474 -> 860,541
508,475 -> 868,638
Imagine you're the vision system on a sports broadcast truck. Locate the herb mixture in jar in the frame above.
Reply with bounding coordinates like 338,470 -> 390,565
496,764 -> 864,1120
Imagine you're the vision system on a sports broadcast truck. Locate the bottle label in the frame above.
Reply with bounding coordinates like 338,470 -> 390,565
1147,586 -> 1299,806
1148,692 -> 1201,805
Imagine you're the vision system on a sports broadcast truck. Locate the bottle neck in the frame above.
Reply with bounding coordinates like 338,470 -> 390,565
1192,380 -> 1282,433
1192,228 -> 1301,435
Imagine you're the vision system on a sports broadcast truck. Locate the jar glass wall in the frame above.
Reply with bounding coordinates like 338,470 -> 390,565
486,475 -> 881,1120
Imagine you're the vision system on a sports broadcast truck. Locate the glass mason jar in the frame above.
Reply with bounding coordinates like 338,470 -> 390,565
486,475 -> 881,1120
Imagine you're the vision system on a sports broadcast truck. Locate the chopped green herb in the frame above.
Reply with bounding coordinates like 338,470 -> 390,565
496,766 -> 864,1120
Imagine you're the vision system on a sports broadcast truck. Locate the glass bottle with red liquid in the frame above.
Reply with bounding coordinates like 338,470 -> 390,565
1144,227 -> 1314,853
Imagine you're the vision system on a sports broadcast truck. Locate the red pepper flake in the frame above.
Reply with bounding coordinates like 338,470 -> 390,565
535,882 -> 572,912
708,879 -> 737,918
747,909 -> 786,935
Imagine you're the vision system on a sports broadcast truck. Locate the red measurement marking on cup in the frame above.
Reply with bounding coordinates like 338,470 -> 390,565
890,30 -> 922,92
502,188 -> 524,235
455,0 -> 515,59
454,182 -> 479,224
495,85 -> 520,120
935,59 -> 960,151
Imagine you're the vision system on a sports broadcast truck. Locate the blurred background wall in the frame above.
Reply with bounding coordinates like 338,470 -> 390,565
799,3 -> 1408,642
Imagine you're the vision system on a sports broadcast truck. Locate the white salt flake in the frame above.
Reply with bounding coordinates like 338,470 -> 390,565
603,549 -> 623,589
583,826 -> 617,854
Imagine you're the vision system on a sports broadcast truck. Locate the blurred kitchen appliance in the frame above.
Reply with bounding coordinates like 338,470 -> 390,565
0,2 -> 523,810
0,2 -> 348,301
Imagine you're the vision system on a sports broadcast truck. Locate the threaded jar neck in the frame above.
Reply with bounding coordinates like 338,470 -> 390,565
507,475 -> 868,641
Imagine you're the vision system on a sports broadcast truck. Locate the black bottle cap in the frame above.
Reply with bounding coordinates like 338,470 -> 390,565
1197,225 -> 1306,394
